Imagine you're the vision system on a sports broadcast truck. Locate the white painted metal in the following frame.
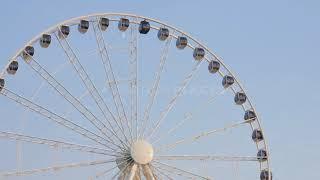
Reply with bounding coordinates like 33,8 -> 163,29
130,140 -> 154,165
155,155 -> 258,161
128,20 -> 139,140
0,88 -> 120,151
128,163 -> 138,180
92,19 -> 133,142
156,118 -> 254,153
146,60 -> 203,140
152,87 -> 228,144
1,13 -> 270,154
0,159 -> 116,177
142,165 -> 156,180
140,34 -> 174,139
0,13 -> 271,179
0,131 -> 116,156
54,31 -> 130,147
154,161 -> 210,180
18,52 -> 124,149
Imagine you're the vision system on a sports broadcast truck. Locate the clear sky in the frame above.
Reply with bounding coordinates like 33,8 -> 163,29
0,0 -> 319,179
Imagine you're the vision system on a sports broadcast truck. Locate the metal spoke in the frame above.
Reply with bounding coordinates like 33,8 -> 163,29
155,155 -> 258,161
151,165 -> 172,180
16,61 -> 70,170
128,163 -> 138,180
152,113 -> 192,145
128,20 -> 139,140
112,160 -> 134,180
0,88 -> 121,152
91,166 -> 117,179
152,88 -> 228,144
140,34 -> 174,139
147,60 -> 203,140
90,156 -> 131,179
92,20 -> 133,142
0,159 -> 116,177
133,164 -> 142,180
233,161 -> 240,180
153,164 -> 189,179
63,79 -> 132,118
142,165 -> 157,180
62,86 -> 107,119
0,131 -> 117,156
54,31 -> 130,147
20,52 -> 126,150
153,161 -> 211,180
156,119 -> 252,153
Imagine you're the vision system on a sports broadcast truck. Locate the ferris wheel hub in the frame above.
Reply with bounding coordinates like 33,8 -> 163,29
130,139 -> 154,164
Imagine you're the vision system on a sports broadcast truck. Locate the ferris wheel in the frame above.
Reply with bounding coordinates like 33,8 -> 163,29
0,13 -> 272,179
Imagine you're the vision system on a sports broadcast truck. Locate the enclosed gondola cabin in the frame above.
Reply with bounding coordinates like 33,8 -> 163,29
7,61 -> 19,75
208,60 -> 220,74
234,92 -> 247,105
118,18 -> 129,31
244,110 -> 257,122
40,34 -> 51,48
257,149 -> 268,162
176,36 -> 188,49
0,78 -> 4,91
252,129 -> 264,142
22,46 -> 34,60
260,170 -> 272,180
193,47 -> 205,61
222,75 -> 234,88
139,20 -> 150,34
157,27 -> 169,41
58,25 -> 70,39
78,20 -> 89,34
99,17 -> 109,31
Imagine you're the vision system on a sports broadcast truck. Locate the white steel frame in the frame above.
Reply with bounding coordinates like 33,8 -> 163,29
0,13 -> 271,179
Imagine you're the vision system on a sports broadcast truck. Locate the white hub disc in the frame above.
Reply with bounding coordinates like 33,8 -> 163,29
130,140 -> 154,164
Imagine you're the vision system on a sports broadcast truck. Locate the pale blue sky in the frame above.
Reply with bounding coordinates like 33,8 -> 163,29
0,0 -> 319,179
